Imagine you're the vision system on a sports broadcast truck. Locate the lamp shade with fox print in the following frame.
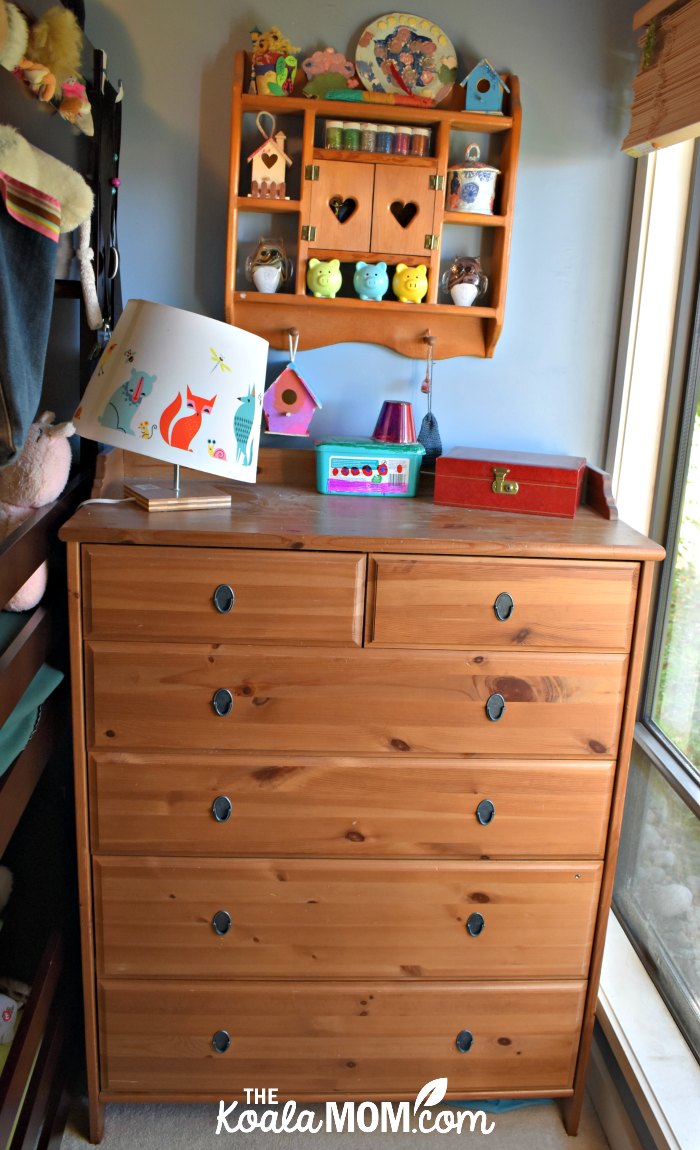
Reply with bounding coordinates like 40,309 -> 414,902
72,299 -> 268,510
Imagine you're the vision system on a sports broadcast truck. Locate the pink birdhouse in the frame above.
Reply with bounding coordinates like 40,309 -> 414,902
263,365 -> 321,436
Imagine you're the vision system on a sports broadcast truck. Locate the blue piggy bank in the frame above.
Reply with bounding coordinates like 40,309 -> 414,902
353,260 -> 389,301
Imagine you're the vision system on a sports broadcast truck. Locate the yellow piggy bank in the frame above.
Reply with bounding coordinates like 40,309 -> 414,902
392,263 -> 428,304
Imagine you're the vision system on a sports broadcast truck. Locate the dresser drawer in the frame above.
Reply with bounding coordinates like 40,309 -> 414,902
86,643 -> 628,757
82,545 -> 366,646
368,556 -> 638,650
94,857 -> 602,981
90,753 -> 615,859
98,978 -> 585,1096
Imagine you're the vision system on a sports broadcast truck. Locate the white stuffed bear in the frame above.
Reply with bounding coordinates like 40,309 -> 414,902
0,412 -> 74,611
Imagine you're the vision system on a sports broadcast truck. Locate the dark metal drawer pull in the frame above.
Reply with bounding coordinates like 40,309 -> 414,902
213,584 -> 235,613
493,591 -> 514,621
455,1030 -> 474,1053
212,910 -> 232,936
485,692 -> 506,722
212,688 -> 234,717
475,799 -> 495,826
466,912 -> 485,937
211,795 -> 233,822
212,1029 -> 231,1053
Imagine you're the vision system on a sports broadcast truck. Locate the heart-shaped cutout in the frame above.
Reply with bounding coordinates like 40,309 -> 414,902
261,153 -> 277,170
390,200 -> 418,228
329,196 -> 357,224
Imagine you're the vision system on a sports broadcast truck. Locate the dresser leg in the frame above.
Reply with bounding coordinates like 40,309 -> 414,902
88,1098 -> 105,1144
561,1091 -> 583,1136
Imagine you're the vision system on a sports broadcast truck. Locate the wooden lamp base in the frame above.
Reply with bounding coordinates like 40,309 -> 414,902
124,476 -> 232,512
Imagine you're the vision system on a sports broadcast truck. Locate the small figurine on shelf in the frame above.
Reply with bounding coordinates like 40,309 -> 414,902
307,258 -> 342,298
459,58 -> 509,114
301,47 -> 359,98
392,263 -> 428,304
441,255 -> 488,306
246,111 -> 292,200
251,25 -> 299,95
353,260 -> 389,301
245,236 -> 292,294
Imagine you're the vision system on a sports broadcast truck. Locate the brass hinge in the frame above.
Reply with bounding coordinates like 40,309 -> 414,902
301,225 -> 317,242
424,233 -> 440,250
305,164 -> 320,181
429,174 -> 445,191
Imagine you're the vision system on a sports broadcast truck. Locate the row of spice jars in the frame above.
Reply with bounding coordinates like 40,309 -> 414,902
324,119 -> 431,157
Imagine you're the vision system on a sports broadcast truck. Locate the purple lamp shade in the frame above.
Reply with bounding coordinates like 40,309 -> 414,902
372,400 -> 416,444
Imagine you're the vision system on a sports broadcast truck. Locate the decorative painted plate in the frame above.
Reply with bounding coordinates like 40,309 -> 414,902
355,12 -> 457,101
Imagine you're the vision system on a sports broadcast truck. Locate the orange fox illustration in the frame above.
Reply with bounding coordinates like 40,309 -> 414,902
159,386 -> 216,451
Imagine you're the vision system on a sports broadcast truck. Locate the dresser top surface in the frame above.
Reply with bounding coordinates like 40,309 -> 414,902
60,473 -> 664,562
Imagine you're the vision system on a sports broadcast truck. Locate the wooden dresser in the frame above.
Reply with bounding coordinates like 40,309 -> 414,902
60,454 -> 664,1143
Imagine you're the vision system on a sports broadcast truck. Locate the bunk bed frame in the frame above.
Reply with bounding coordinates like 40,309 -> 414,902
0,5 -> 121,1143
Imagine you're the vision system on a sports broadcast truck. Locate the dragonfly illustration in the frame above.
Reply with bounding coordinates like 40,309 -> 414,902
209,347 -> 232,374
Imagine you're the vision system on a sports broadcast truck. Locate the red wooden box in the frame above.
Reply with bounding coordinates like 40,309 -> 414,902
434,447 -> 587,518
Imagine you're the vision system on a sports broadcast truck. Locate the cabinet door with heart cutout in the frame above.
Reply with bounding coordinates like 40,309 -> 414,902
309,158 -> 441,258
309,160 -> 375,251
371,162 -> 441,256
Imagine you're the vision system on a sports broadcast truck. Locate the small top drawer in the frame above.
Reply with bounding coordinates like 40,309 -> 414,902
82,545 -> 366,646
368,555 -> 638,650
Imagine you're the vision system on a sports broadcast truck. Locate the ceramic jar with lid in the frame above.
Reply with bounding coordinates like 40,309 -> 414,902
446,144 -> 500,215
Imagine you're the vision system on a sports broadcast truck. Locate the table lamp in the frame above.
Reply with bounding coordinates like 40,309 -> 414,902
72,299 -> 269,510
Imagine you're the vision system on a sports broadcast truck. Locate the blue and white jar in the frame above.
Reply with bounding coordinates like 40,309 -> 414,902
446,144 -> 500,215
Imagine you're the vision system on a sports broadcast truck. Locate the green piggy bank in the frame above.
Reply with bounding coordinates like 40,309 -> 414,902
307,258 -> 342,298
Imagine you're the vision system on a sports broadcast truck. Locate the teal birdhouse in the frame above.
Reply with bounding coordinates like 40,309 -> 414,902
460,58 -> 509,114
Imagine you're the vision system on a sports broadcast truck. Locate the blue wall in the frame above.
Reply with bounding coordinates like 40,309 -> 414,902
87,0 -> 639,464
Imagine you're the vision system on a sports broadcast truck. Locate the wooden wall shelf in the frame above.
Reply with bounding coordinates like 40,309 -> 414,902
225,52 -> 521,359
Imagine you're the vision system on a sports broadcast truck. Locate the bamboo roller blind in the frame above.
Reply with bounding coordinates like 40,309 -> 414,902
623,0 -> 700,154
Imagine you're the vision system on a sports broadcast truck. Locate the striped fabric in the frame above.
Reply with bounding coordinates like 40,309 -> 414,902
0,169 -> 61,241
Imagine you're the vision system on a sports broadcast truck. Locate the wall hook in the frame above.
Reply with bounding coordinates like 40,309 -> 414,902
288,327 -> 299,363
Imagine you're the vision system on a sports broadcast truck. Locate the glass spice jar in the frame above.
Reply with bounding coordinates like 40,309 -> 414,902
375,124 -> 395,153
342,121 -> 361,151
393,125 -> 412,155
359,122 -> 377,152
410,126 -> 431,157
325,120 -> 344,150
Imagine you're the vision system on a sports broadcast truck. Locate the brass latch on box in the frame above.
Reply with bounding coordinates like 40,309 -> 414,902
492,467 -> 519,495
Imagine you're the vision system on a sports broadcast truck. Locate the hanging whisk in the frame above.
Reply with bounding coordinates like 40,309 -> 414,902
417,334 -> 442,465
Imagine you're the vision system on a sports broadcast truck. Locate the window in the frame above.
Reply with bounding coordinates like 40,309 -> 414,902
611,141 -> 700,1062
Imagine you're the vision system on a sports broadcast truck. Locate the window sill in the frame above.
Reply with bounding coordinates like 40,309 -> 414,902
596,913 -> 700,1150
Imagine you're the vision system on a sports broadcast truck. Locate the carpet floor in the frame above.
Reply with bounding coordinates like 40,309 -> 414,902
61,1093 -> 610,1149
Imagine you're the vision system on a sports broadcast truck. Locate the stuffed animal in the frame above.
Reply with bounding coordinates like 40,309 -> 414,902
0,3 -> 92,132
0,412 -> 74,612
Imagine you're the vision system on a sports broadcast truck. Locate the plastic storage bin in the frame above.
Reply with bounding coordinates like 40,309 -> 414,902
315,438 -> 425,497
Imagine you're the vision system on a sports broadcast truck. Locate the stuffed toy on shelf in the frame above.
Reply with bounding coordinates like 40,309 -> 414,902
0,1 -> 93,133
0,411 -> 74,611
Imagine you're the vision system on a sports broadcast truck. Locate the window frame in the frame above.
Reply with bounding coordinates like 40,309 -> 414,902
607,137 -> 700,1065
